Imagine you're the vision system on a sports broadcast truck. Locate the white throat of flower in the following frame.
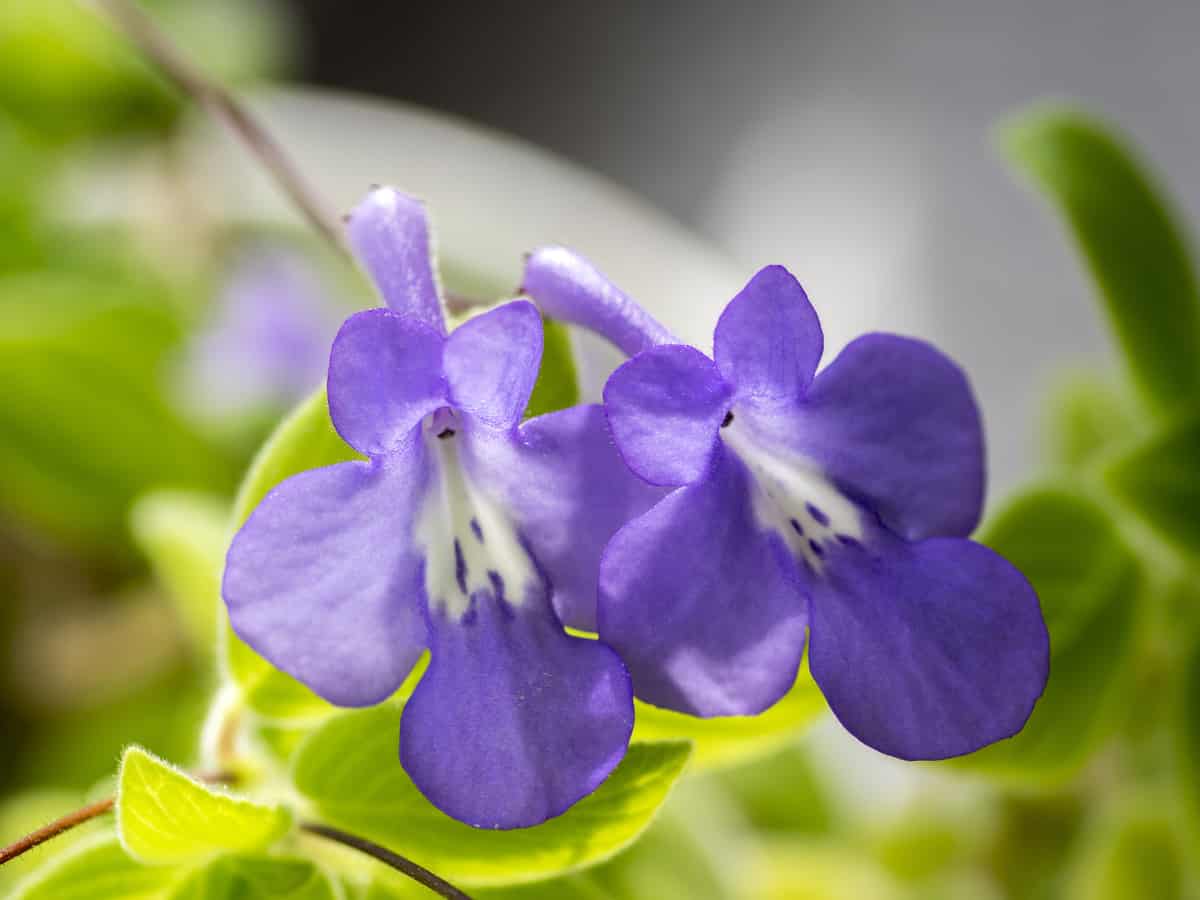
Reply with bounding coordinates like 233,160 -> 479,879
415,432 -> 536,620
721,420 -> 863,572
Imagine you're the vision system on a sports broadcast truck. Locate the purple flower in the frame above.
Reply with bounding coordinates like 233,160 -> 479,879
523,249 -> 1050,760
223,190 -> 660,828
182,247 -> 337,419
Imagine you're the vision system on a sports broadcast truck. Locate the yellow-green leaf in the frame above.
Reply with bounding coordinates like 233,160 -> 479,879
117,747 -> 291,865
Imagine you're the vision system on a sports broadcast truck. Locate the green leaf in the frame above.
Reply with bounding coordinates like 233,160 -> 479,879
1043,374 -> 1140,469
169,856 -> 337,900
952,487 -> 1141,782
131,491 -> 229,654
1106,414 -> 1200,558
1067,800 -> 1186,900
292,703 -> 691,886
224,388 -> 357,720
0,267 -> 232,550
631,662 -> 826,770
1001,105 -> 1200,417
1175,636 -> 1200,843
11,835 -> 183,900
524,318 -> 580,419
117,747 -> 291,864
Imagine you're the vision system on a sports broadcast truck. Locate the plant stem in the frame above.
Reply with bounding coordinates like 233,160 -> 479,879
91,0 -> 350,258
300,823 -> 474,900
0,798 -> 114,866
0,771 -> 233,868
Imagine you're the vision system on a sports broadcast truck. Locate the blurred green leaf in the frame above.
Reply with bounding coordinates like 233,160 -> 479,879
953,487 -> 1140,782
0,0 -> 290,144
117,747 -> 291,865
1106,414 -> 1200,558
11,834 -> 182,900
745,841 -> 903,900
0,267 -> 232,550
170,856 -> 337,900
1043,374 -> 1140,469
524,319 -> 580,419
632,662 -> 825,770
1067,800 -> 1186,900
1175,636 -> 1200,844
292,701 -> 691,886
131,491 -> 228,654
1001,105 -> 1200,417
224,388 -> 356,720
716,743 -> 832,835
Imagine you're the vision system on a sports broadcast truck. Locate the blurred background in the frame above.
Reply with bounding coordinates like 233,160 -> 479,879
2,1 -> 1199,898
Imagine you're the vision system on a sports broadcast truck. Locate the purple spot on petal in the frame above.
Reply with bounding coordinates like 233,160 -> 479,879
790,518 -> 804,536
461,596 -> 479,626
454,540 -> 468,594
806,503 -> 830,527
837,534 -> 860,548
808,538 -> 825,557
470,518 -> 484,542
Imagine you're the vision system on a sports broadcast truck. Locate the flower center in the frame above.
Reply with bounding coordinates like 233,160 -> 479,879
415,424 -> 537,621
721,421 -> 863,573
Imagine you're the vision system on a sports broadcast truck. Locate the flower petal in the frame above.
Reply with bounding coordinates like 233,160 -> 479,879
807,529 -> 1049,760
713,265 -> 823,407
522,247 -> 675,357
347,187 -> 445,332
223,443 -> 433,707
444,300 -> 543,431
460,404 -> 666,632
598,447 -> 808,716
760,333 -> 985,540
401,592 -> 634,828
327,309 -> 446,456
603,345 -> 733,486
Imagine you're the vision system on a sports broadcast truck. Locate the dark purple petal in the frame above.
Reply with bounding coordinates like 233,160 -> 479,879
807,528 -> 1049,760
603,345 -> 733,486
714,265 -> 823,407
223,443 -> 433,707
758,333 -> 985,540
522,247 -> 675,357
459,405 -> 665,632
444,301 -> 543,431
598,447 -> 808,716
347,187 -> 445,332
401,590 -> 634,828
327,309 -> 446,456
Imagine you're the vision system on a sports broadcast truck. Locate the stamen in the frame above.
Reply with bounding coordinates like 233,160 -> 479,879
721,411 -> 735,428
437,428 -> 456,439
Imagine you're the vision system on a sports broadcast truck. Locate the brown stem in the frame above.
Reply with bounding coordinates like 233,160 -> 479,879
0,771 -> 235,868
91,0 -> 349,257
300,823 -> 473,900
0,798 -> 114,866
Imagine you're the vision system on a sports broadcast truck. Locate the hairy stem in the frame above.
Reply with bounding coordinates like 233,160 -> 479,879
0,798 -> 114,866
91,0 -> 349,257
300,823 -> 474,900
0,771 -> 234,867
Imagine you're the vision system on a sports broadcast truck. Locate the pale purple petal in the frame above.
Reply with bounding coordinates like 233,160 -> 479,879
751,334 -> 985,540
444,301 -> 543,431
603,345 -> 733,486
807,527 -> 1049,759
223,441 -> 433,707
459,404 -> 666,632
598,446 -> 808,716
347,187 -> 445,332
714,265 -> 823,407
522,247 -> 675,357
327,309 -> 446,457
401,588 -> 633,828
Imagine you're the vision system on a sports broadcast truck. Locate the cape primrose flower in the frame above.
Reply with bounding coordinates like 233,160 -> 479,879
523,249 -> 1051,760
223,189 -> 659,828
